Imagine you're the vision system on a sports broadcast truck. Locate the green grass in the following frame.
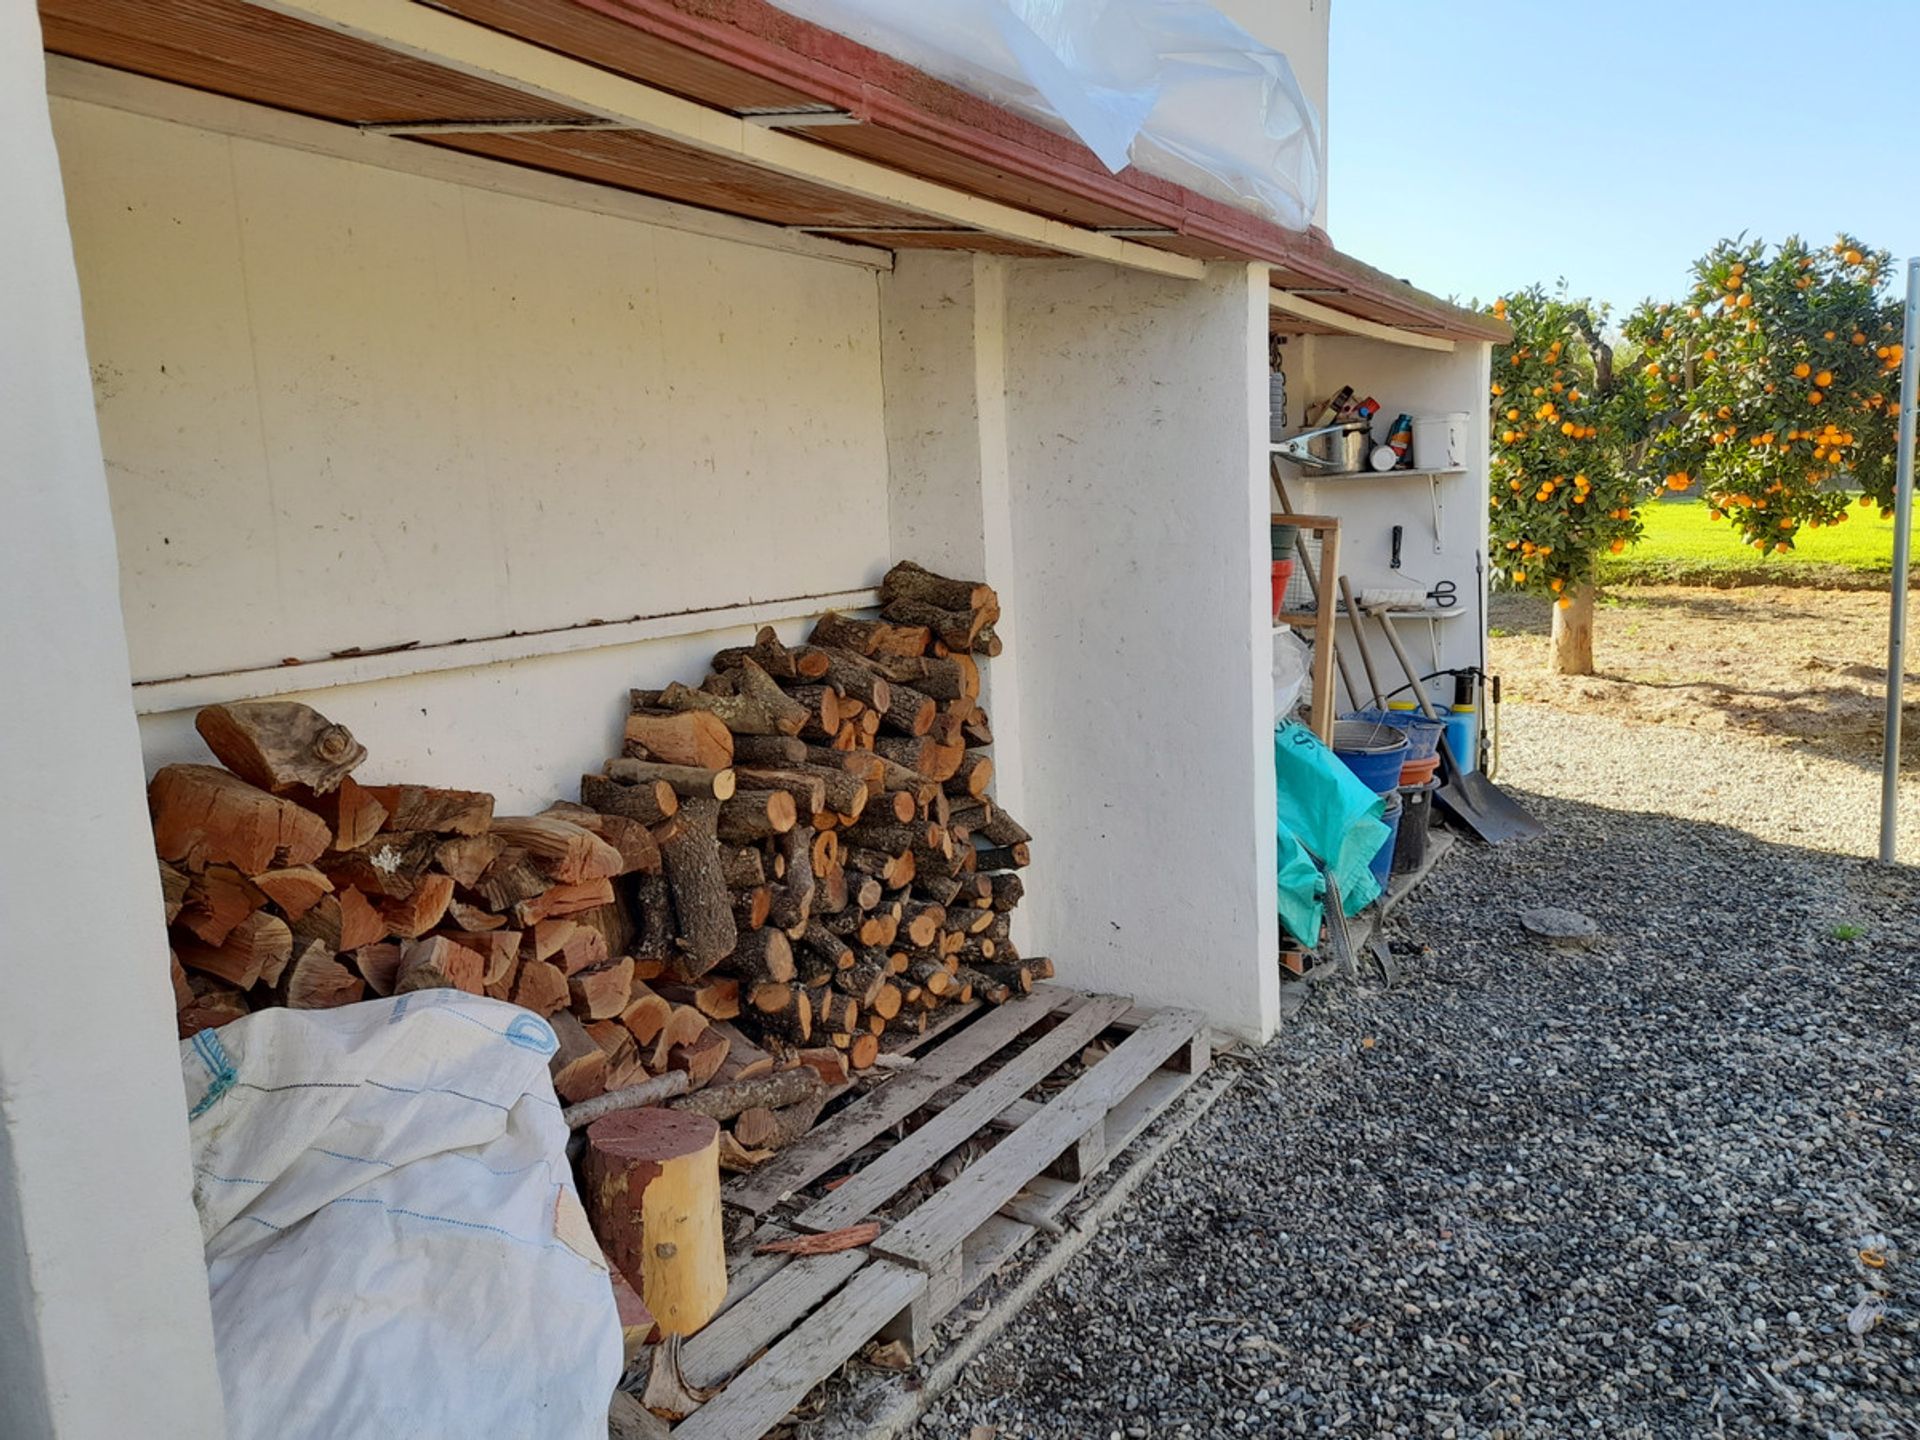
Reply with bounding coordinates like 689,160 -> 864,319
1596,496 -> 1918,588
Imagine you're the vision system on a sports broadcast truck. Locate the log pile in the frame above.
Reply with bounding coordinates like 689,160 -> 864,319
148,560 -> 1042,1171
579,560 -> 1049,1151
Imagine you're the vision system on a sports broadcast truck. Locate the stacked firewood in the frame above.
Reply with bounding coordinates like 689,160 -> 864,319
580,562 -> 1046,1124
152,700 -> 745,1107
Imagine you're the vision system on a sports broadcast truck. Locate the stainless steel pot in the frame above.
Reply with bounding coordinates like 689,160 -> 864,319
1273,420 -> 1371,475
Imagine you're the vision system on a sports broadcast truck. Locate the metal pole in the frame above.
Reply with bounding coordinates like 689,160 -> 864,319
1880,258 -> 1920,864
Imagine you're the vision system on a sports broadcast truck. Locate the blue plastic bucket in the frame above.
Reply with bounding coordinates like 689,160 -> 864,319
1369,792 -> 1403,890
1346,706 -> 1446,762
1331,720 -> 1411,794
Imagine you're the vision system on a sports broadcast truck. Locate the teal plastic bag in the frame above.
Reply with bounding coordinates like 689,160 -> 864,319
1273,824 -> 1327,950
1273,720 -> 1389,938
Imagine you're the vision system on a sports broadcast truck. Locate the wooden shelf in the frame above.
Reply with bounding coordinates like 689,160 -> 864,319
1268,455 -> 1468,484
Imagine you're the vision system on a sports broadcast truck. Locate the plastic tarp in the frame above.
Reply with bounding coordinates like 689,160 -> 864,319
1273,719 -> 1389,944
766,0 -> 1324,230
181,991 -> 621,1440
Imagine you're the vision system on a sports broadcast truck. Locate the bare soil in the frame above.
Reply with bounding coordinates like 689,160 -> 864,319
1490,585 -> 1920,770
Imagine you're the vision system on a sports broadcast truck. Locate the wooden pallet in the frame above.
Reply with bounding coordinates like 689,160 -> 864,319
658,984 -> 1209,1439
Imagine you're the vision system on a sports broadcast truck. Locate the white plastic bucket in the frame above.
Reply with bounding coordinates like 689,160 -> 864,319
1411,412 -> 1468,470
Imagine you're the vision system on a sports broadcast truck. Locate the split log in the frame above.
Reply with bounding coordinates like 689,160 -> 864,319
602,759 -> 735,803
194,700 -> 365,795
711,627 -> 830,683
395,935 -> 485,994
159,860 -> 190,925
548,1012 -> 609,1102
426,929 -> 517,987
671,1066 -> 822,1123
318,830 -> 440,899
472,847 -> 549,913
179,865 -> 266,946
585,1020 -> 642,1090
792,1047 -> 850,1087
667,1027 -> 731,1089
281,943 -> 364,1009
296,774 -> 388,851
568,813 -> 660,876
487,815 -> 624,884
706,1021 -> 776,1088
569,956 -> 636,1020
150,765 -> 331,874
557,926 -> 610,976
530,878 -> 617,921
337,887 -> 389,950
648,1006 -> 711,1072
620,978 -> 674,1045
246,865 -> 331,920
433,833 -> 506,889
944,752 -> 993,799
573,899 -> 636,959
359,785 -> 493,837
528,917 -> 578,965
579,772 -> 682,825
650,976 -> 742,1022
512,959 -> 571,1016
582,1109 -> 726,1336
379,873 -> 454,939
351,942 -> 403,997
177,982 -> 251,1037
809,612 -> 930,659
715,789 -> 797,843
177,910 -> 291,991
623,711 -> 734,771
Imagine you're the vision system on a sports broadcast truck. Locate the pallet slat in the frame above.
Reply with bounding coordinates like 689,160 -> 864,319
795,995 -> 1133,1233
680,1248 -> 869,1391
670,1261 -> 926,1440
871,1006 -> 1204,1271
724,988 -> 1067,1215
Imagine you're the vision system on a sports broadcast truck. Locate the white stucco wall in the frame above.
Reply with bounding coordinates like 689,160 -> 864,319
0,14 -> 226,1436
52,94 -> 896,799
1001,260 -> 1279,1040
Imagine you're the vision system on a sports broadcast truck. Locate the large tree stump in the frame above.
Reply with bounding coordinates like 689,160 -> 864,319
583,1109 -> 728,1337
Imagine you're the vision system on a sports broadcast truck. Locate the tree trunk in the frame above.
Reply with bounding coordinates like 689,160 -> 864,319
1551,580 -> 1596,677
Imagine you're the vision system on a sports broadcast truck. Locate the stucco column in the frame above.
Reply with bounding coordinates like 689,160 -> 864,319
0,11 -> 227,1436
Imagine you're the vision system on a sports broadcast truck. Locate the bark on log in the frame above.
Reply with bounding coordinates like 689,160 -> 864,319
561,1071 -> 691,1130
975,842 -> 1032,871
151,764 -> 331,874
710,627 -> 829,682
876,681 -> 937,738
715,789 -> 797,843
635,659 -> 808,737
670,1067 -> 823,1122
973,960 -> 1034,996
655,800 -> 738,979
667,1027 -> 731,1090
706,1021 -> 776,1087
728,927 -> 795,985
872,736 -> 964,782
602,759 -> 735,803
944,752 -> 994,799
729,768 -> 827,816
858,650 -> 970,701
787,686 -> 843,742
767,826 -> 815,932
878,595 -> 986,650
632,873 -> 675,961
650,977 -> 741,1021
727,734 -> 811,768
582,1109 -> 726,1337
809,612 -> 930,659
731,886 -> 772,932
719,846 -> 767,890
579,772 -> 682,827
878,561 -> 996,617
194,700 -> 366,795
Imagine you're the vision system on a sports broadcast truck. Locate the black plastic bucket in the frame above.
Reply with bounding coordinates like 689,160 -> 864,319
1391,778 -> 1438,874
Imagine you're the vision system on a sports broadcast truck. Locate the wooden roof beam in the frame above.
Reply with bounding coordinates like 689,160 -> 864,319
1269,286 -> 1456,354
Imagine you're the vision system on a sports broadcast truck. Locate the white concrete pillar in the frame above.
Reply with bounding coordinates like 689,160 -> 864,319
0,14 -> 227,1437
1001,259 -> 1279,1041
880,250 -> 1030,860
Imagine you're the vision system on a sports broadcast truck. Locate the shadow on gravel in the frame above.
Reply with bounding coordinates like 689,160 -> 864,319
913,792 -> 1920,1440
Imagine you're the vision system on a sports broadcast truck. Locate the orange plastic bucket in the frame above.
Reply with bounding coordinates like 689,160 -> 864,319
1398,753 -> 1439,787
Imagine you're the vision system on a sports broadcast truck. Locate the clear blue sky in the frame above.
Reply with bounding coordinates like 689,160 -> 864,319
1327,0 -> 1920,316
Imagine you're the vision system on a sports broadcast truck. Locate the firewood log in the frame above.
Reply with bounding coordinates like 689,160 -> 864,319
868,981 -> 903,1020
654,797 -> 739,981
956,965 -> 1011,1005
634,659 -> 808,737
283,943 -> 366,1009
570,956 -> 636,1020
872,736 -> 964,782
793,1046 -> 851,1087
159,860 -> 191,925
975,842 -> 1031,871
392,935 -> 485,994
565,813 -> 660,877
648,1006 -> 710,1073
602,759 -> 735,803
970,622 -> 1003,657
668,1027 -> 731,1090
876,681 -> 937,738
379,873 -> 454,939
176,910 -> 291,991
555,926 -> 610,977
715,789 -> 797,843
549,1012 -> 609,1103
293,774 -> 388,850
789,686 -> 842,742
793,945 -> 836,988
616,978 -> 672,1046
728,928 -> 795,985
985,873 -> 1025,912
727,734 -> 811,767
899,900 -> 946,949
906,958 -> 955,997
248,864 -> 332,920
632,874 -> 675,961
729,768 -> 827,816
710,627 -> 829,683
767,825 -> 815,932
753,987 -> 813,1044
815,991 -> 859,1034
585,1020 -> 643,1091
927,708 -> 965,747
358,785 -> 494,837
351,942 -> 403,996
472,846 -> 549,913
834,953 -> 887,1006
194,700 -> 366,795
150,765 -> 332,874
488,815 -> 624,884
315,830 -> 440,900
915,871 -> 964,907
436,929 -> 521,986
878,595 -> 986,650
671,1066 -> 822,1123
178,864 -> 266,946
731,886 -> 771,931
809,612 -> 929,659
944,752 -> 993,799
855,649 -> 971,701
719,846 -> 767,890
650,977 -> 741,1021
974,960 -> 1034,996
730,1107 -> 781,1150
512,959 -> 571,1016
879,561 -> 996,617
578,772 -> 682,826
801,921 -> 855,972
581,1109 -> 726,1335
706,1021 -> 776,1087
430,833 -> 505,889
622,711 -> 734,771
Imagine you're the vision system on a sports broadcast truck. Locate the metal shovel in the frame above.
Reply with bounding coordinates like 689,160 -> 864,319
1366,606 -> 1544,845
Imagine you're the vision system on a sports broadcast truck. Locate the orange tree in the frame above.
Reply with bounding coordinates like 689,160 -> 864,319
1621,234 -> 1907,550
1487,285 -> 1645,674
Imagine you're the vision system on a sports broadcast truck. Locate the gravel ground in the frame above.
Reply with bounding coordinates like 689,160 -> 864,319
910,700 -> 1920,1439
